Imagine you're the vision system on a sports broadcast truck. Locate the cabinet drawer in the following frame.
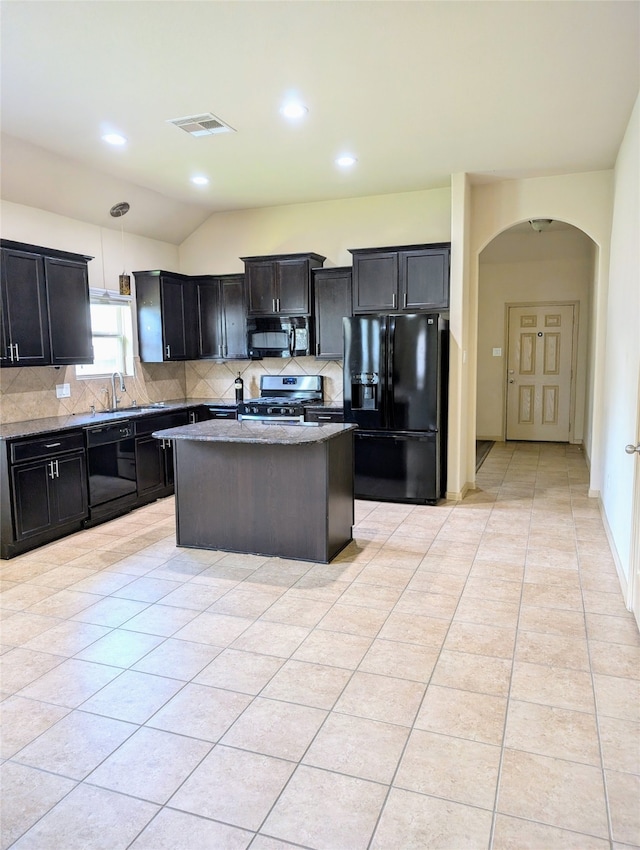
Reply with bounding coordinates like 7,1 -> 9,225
305,408 -> 344,423
11,431 -> 85,463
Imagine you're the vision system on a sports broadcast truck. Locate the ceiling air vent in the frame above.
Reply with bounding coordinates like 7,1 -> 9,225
167,113 -> 235,137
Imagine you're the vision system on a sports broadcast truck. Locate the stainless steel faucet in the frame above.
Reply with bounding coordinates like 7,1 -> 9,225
110,372 -> 126,411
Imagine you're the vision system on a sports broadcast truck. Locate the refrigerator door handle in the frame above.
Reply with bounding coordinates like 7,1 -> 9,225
387,315 -> 395,431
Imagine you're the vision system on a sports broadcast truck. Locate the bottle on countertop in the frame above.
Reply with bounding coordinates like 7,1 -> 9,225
234,372 -> 244,403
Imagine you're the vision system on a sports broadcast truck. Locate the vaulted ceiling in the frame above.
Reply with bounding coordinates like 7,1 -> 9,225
1,1 -> 638,244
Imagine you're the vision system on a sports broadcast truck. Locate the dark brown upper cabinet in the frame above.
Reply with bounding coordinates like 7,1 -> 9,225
313,266 -> 352,359
350,244 -> 450,314
195,273 -> 246,360
242,252 -> 325,317
0,241 -> 93,367
134,270 -> 198,362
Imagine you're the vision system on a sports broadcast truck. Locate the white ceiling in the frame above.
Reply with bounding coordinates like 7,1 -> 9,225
1,1 -> 638,245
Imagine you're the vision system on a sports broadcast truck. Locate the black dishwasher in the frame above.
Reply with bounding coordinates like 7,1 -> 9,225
85,420 -> 137,524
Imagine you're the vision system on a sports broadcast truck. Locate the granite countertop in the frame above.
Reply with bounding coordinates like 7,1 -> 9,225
0,398 -> 234,441
153,419 -> 357,446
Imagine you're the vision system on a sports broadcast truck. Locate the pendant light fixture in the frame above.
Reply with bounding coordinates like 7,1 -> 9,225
110,201 -> 131,295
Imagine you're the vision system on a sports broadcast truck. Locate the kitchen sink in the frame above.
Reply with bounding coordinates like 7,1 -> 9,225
114,403 -> 168,413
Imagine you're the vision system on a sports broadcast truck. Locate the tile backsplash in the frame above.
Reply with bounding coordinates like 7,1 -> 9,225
0,357 -> 343,424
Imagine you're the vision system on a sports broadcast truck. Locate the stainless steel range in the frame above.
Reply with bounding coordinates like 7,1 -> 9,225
238,375 -> 323,423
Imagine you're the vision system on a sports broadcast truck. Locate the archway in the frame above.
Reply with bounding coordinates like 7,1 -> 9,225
475,219 -> 597,459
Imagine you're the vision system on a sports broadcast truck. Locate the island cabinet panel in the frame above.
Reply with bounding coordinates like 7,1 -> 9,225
172,430 -> 353,563
350,244 -> 450,314
242,252 -> 325,317
313,266 -> 352,359
134,270 -> 198,362
1,241 -> 93,367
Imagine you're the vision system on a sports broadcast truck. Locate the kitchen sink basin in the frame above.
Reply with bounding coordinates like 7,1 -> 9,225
114,403 -> 168,413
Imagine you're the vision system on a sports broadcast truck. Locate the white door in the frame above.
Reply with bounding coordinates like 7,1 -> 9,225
506,304 -> 575,441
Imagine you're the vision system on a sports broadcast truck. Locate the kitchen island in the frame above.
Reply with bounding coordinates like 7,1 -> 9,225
153,419 -> 357,563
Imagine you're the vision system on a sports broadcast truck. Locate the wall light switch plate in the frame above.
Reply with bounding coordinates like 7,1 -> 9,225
492,348 -> 502,357
56,383 -> 71,398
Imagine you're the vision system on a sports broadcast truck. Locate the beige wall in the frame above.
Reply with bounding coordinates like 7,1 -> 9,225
476,228 -> 593,441
178,188 -> 452,273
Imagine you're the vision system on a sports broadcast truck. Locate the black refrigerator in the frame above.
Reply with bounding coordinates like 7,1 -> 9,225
343,313 -> 448,505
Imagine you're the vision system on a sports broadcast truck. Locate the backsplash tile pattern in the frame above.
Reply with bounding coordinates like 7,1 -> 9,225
184,357 -> 343,403
0,357 -> 343,425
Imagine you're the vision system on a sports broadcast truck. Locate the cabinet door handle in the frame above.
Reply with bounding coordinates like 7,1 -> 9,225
13,343 -> 20,362
55,460 -> 60,478
272,298 -> 276,312
48,460 -> 55,479
317,415 -> 332,420
392,293 -> 397,310
165,344 -> 171,359
403,292 -> 408,309
45,442 -> 62,448
7,345 -> 13,362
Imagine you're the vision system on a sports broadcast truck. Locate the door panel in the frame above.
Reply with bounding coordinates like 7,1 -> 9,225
389,314 -> 439,432
343,316 -> 386,430
506,304 -> 575,441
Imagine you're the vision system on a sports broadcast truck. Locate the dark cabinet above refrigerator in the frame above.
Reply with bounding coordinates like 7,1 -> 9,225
349,243 -> 450,314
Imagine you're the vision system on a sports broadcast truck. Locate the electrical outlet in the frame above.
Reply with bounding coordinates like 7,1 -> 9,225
492,348 -> 502,357
56,383 -> 71,399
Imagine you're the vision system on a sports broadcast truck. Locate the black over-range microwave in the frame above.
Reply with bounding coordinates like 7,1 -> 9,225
247,316 -> 312,359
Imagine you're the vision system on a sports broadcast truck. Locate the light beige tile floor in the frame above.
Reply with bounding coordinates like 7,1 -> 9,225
1,441 -> 639,850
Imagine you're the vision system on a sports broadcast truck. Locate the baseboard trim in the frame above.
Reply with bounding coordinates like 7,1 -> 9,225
446,482 -> 471,501
597,495 -> 629,605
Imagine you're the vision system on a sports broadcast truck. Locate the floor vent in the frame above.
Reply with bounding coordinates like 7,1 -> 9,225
167,113 -> 235,137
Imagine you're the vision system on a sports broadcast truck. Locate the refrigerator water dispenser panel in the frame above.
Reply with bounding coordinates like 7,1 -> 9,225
351,372 -> 379,410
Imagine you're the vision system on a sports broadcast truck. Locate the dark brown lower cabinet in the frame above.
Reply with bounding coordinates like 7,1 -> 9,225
134,409 -> 189,504
1,431 -> 88,558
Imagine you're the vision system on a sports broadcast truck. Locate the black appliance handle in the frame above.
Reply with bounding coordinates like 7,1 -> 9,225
289,328 -> 295,356
386,315 -> 394,431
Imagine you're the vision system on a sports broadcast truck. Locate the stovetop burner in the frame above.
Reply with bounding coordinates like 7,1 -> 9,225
238,375 -> 323,422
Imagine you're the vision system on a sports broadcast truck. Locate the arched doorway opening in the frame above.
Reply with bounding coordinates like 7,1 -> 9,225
475,219 -> 597,455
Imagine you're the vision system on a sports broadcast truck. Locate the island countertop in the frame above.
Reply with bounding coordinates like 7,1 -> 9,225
153,419 -> 357,445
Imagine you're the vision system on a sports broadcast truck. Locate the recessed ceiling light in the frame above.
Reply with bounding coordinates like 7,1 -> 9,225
336,154 -> 357,168
280,102 -> 308,120
102,133 -> 127,146
191,175 -> 209,186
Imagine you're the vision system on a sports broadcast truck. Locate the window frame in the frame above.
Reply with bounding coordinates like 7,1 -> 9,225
75,290 -> 134,379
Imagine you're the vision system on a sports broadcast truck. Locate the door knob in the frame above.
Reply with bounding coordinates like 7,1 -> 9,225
509,379 -> 515,384
625,444 -> 640,455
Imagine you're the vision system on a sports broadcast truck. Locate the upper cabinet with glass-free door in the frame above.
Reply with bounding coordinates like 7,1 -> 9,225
0,241 -> 93,367
350,244 -> 450,314
242,253 -> 325,316
134,270 -> 198,362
